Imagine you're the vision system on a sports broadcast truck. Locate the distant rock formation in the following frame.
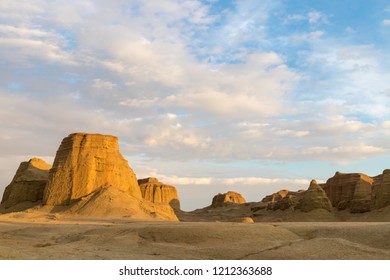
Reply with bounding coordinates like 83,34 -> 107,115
1,158 -> 51,209
322,172 -> 373,213
299,180 -> 332,212
43,133 -> 141,206
372,169 -> 390,209
261,189 -> 305,211
211,191 -> 246,208
261,190 -> 291,203
138,177 -> 180,209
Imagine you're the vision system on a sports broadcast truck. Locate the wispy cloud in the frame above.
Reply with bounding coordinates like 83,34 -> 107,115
382,19 -> 390,25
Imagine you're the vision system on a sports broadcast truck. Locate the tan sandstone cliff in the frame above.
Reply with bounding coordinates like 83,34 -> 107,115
43,133 -> 141,206
1,158 -> 51,209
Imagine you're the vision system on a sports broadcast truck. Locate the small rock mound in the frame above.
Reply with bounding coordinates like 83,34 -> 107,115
229,217 -> 254,223
138,178 -> 180,209
299,180 -> 332,212
1,158 -> 51,209
211,191 -> 246,208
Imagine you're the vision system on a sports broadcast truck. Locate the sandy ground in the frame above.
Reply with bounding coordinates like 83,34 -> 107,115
1,213 -> 390,260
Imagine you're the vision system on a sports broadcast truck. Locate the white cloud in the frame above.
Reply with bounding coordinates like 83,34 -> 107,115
92,79 -> 117,90
308,11 -> 328,24
382,19 -> 390,26
1,1 -> 390,210
290,30 -> 324,41
222,177 -> 310,186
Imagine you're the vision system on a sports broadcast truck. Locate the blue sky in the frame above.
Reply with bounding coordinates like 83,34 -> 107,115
1,0 -> 390,210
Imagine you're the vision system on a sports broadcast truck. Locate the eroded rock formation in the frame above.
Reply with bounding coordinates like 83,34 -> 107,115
43,133 -> 141,206
211,191 -> 246,208
1,158 -> 51,209
138,177 -> 180,209
299,180 -> 332,212
372,169 -> 390,209
322,172 -> 373,213
262,190 -> 305,211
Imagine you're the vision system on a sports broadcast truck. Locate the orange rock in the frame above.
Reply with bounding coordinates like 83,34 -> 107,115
139,178 -> 180,209
211,191 -> 246,207
43,133 -> 141,206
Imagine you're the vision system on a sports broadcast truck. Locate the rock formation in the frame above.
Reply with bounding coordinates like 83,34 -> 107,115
262,190 -> 305,211
138,177 -> 180,209
322,172 -> 373,212
211,191 -> 246,208
371,169 -> 390,209
261,190 -> 290,203
1,158 -> 51,209
299,180 -> 332,212
67,185 -> 178,221
43,133 -> 141,206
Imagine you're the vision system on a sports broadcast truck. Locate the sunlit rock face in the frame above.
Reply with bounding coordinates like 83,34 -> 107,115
211,191 -> 246,208
43,133 -> 141,206
138,177 -> 181,209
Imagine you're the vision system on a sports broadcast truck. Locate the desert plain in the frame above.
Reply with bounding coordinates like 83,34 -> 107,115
1,207 -> 390,260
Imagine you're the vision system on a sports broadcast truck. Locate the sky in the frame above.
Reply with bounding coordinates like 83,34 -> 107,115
1,0 -> 390,210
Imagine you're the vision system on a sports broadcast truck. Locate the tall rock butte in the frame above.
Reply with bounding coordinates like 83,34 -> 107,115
43,133 -> 141,206
1,158 -> 51,209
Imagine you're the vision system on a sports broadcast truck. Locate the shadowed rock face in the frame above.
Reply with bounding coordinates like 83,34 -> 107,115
211,191 -> 246,208
372,169 -> 390,209
43,133 -> 141,206
1,158 -> 51,209
138,178 -> 180,209
322,172 -> 373,213
299,180 -> 332,212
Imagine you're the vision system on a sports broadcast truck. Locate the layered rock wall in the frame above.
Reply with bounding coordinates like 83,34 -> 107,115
322,172 -> 373,212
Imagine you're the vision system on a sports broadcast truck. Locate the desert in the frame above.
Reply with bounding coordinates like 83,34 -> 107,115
1,133 -> 390,260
